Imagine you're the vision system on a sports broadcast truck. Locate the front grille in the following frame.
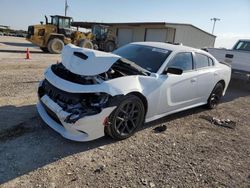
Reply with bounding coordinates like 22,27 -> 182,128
43,79 -> 82,105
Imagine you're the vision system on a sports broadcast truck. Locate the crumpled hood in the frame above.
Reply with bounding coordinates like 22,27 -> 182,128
61,44 -> 121,76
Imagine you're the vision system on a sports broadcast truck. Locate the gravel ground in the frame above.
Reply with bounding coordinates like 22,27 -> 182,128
0,36 -> 249,188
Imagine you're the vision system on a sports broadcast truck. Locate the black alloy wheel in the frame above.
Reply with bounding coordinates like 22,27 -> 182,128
106,95 -> 145,140
207,82 -> 224,109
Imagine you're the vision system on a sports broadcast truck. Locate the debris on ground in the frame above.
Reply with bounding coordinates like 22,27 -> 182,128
66,172 -> 73,175
200,115 -> 236,129
70,177 -> 78,182
140,178 -> 148,185
98,146 -> 106,150
153,124 -> 167,133
94,164 -> 105,173
149,181 -> 156,187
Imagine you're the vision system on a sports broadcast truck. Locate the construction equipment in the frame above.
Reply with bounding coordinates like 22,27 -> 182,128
26,15 -> 94,54
92,24 -> 117,52
71,22 -> 117,52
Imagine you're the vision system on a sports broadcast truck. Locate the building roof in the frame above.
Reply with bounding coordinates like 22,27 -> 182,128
71,22 -> 110,29
72,21 -> 216,37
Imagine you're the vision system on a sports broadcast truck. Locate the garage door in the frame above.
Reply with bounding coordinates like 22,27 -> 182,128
146,29 -> 167,42
118,28 -> 133,47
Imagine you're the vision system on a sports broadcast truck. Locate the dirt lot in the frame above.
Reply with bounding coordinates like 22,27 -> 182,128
0,36 -> 249,188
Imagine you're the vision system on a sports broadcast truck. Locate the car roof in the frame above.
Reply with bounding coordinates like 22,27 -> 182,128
131,41 -> 204,53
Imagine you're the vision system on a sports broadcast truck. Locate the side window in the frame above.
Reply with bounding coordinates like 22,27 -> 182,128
167,52 -> 193,72
234,41 -> 250,52
195,53 -> 209,69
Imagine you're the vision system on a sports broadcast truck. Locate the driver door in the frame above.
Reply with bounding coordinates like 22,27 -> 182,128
158,52 -> 199,115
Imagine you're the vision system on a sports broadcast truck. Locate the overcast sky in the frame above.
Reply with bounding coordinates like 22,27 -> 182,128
0,0 -> 249,48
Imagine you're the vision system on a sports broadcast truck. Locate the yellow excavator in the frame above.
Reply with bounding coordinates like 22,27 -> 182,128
26,15 -> 94,53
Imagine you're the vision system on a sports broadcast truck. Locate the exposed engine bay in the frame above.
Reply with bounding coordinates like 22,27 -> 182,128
51,60 -> 149,85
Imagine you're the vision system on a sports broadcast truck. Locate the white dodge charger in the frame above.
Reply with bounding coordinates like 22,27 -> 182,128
37,42 -> 231,141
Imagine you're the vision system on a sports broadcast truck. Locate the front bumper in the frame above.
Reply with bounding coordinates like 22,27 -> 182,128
37,95 -> 116,142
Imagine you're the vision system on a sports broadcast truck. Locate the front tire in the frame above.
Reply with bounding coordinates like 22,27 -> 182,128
104,41 -> 116,52
206,82 -> 224,109
48,38 -> 64,54
105,95 -> 145,140
78,39 -> 94,49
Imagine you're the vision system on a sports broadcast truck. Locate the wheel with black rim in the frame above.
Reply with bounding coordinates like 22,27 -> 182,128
106,95 -> 145,140
48,38 -> 64,54
206,82 -> 224,109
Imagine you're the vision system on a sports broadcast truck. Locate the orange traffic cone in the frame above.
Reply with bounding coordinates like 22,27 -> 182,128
26,48 -> 30,59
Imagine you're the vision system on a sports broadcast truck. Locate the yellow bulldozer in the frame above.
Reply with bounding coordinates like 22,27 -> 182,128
26,15 -> 94,53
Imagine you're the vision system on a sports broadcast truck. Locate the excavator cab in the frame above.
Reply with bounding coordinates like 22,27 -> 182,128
92,24 -> 116,52
50,15 -> 71,29
92,25 -> 108,41
48,15 -> 73,37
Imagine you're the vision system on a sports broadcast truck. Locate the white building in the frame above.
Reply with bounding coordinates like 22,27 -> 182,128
108,22 -> 215,48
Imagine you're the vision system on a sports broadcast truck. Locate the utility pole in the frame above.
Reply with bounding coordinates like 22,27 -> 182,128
211,18 -> 220,34
65,0 -> 69,16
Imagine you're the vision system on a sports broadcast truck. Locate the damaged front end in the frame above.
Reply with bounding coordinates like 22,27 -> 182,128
37,78 -> 121,141
38,79 -> 120,124
37,44 -> 149,141
37,61 -> 146,141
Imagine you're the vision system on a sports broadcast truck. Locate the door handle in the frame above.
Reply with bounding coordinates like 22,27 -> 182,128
190,78 -> 197,83
225,54 -> 234,59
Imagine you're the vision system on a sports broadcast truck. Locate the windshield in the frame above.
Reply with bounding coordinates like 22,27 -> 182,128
51,17 -> 58,26
233,41 -> 250,52
113,44 -> 171,73
59,18 -> 70,28
51,17 -> 71,28
92,25 -> 108,40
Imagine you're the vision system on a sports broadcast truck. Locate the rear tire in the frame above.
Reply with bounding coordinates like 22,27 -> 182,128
206,82 -> 224,109
78,39 -> 94,49
105,95 -> 145,140
48,38 -> 64,54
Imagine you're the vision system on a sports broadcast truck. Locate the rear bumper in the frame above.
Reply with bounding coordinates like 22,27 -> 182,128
37,95 -> 116,142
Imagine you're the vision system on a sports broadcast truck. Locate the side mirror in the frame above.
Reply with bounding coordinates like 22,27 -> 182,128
163,67 -> 183,75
